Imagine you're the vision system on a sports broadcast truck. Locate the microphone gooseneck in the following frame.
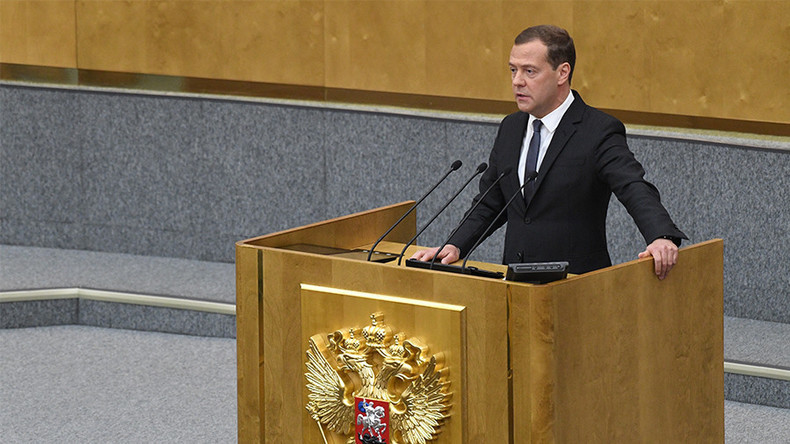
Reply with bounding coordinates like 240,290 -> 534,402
460,171 -> 538,272
397,163 -> 488,265
429,167 -> 512,269
366,159 -> 463,261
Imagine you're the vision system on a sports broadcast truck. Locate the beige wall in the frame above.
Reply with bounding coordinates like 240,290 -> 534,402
2,0 -> 788,125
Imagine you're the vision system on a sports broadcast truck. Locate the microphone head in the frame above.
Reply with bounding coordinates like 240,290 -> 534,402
501,167 -> 513,176
450,160 -> 463,171
476,162 -> 488,173
527,171 -> 539,180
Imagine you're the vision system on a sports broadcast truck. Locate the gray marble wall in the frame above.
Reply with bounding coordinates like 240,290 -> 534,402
1,83 -> 788,323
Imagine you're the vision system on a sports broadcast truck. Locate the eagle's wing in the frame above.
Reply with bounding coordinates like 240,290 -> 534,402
305,336 -> 354,434
390,356 -> 451,444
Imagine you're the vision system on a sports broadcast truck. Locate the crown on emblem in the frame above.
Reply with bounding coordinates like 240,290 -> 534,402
387,333 -> 406,358
361,312 -> 392,349
340,328 -> 363,352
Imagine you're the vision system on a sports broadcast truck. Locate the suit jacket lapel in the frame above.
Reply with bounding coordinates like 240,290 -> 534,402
504,112 -> 529,211
526,91 -> 585,211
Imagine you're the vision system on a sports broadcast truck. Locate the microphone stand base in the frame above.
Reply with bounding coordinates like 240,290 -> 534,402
404,258 -> 504,279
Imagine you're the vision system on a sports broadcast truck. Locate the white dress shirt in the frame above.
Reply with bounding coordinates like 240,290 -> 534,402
518,91 -> 575,187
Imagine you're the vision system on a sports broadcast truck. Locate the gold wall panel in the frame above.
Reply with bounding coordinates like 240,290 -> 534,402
573,1 -> 651,113
573,0 -> 789,124
2,0 -> 789,128
73,0 -> 148,74
0,0 -> 77,67
324,0 -> 428,94
424,1 -> 508,100
641,1 -> 725,118
718,0 -> 790,124
324,1 -> 575,100
75,0 -> 325,85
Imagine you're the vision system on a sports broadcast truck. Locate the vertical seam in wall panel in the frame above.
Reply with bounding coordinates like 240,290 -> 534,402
73,1 -> 80,68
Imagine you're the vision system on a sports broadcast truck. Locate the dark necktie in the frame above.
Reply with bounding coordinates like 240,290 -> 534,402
524,119 -> 542,202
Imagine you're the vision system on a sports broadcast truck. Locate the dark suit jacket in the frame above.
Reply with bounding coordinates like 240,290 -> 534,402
449,91 -> 686,274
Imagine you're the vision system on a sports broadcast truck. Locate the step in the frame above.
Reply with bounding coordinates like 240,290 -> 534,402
724,316 -> 790,409
0,245 -> 236,337
0,245 -> 235,303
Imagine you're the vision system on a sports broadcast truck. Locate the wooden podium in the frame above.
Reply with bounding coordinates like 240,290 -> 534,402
236,202 -> 724,443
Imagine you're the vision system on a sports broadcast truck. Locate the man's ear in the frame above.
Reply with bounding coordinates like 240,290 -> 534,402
557,62 -> 571,86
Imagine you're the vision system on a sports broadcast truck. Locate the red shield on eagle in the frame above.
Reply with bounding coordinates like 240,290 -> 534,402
354,397 -> 390,444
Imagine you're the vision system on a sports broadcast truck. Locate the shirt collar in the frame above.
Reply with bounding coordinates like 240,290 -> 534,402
529,90 -> 574,134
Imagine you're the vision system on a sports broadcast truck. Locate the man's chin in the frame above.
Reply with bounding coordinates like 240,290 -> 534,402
516,102 -> 533,113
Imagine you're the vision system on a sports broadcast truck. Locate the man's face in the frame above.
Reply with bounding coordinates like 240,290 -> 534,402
509,40 -> 568,118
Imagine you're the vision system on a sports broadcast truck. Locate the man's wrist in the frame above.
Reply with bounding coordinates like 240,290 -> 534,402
658,235 -> 682,247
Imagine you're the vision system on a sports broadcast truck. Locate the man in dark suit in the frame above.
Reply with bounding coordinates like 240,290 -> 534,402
411,25 -> 686,279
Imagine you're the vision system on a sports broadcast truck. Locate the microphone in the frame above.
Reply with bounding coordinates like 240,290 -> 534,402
396,162 -> 488,265
366,159 -> 463,261
460,171 -> 538,272
429,167 -> 512,269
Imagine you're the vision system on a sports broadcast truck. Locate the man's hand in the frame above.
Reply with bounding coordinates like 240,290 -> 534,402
638,238 -> 679,280
410,244 -> 461,265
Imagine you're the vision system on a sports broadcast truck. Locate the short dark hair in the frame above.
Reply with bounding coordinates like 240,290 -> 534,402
515,25 -> 575,83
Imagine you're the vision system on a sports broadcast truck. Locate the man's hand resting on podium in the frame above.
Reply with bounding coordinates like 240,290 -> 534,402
410,244 -> 461,264
638,238 -> 679,280
414,239 -> 678,279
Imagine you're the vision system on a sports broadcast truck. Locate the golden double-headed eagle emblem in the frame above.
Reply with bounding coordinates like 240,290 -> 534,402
305,312 -> 452,444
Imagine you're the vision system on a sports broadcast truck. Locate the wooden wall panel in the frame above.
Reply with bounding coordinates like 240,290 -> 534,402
74,0 -> 148,74
718,0 -> 790,124
75,0 -> 324,85
2,0 -> 788,127
573,0 -> 789,124
573,2 -> 650,113
641,1 -> 725,118
424,1 -> 507,100
324,0 -> 428,93
0,0 -> 77,67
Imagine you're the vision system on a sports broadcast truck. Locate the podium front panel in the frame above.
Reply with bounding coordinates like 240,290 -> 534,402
237,204 -> 723,443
